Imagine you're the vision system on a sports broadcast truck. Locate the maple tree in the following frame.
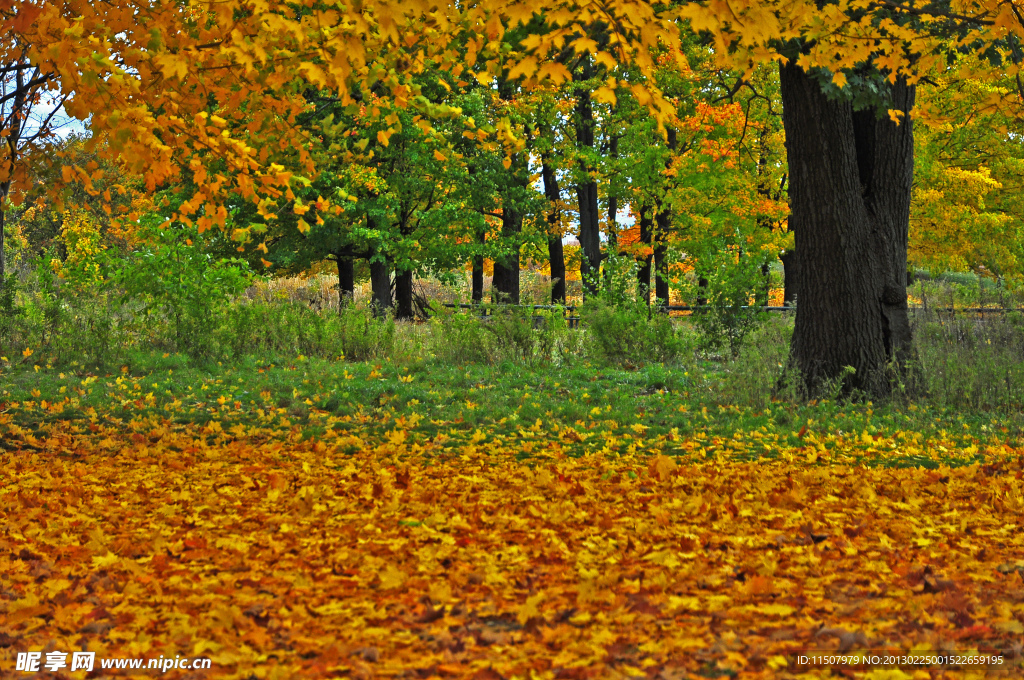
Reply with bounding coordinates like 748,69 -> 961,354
910,57 -> 1024,281
5,0 -> 1024,383
0,13 -> 70,288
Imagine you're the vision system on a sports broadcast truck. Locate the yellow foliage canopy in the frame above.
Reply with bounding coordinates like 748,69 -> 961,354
7,0 -> 1023,234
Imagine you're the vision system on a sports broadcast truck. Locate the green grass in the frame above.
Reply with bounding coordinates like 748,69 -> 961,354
3,347 -> 1022,468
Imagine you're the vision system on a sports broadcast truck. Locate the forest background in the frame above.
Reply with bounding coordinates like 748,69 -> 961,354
4,0 -> 1024,678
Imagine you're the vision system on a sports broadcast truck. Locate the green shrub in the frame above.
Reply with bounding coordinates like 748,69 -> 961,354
113,226 -> 251,360
482,306 -> 537,364
914,311 -> 1024,410
687,247 -> 770,355
429,306 -> 491,364
714,314 -> 794,407
583,298 -> 684,364
338,304 -> 395,361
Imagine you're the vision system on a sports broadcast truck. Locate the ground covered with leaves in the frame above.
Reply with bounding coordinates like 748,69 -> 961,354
3,357 -> 1024,678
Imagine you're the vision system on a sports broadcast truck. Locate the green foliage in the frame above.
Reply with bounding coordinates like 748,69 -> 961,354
714,315 -> 794,408
338,304 -> 396,361
583,298 -> 685,364
0,274 -> 24,355
914,311 -> 1024,411
429,305 -> 579,366
481,306 -> 538,364
429,307 -> 491,365
687,245 -> 770,355
114,226 -> 252,359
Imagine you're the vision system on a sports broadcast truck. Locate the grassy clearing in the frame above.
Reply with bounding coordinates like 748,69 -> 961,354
3,332 -> 1023,471
5,280 -> 1024,678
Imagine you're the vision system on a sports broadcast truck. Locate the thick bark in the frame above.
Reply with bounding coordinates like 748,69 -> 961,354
369,254 -> 392,317
655,216 -> 671,307
574,57 -> 601,296
637,205 -> 653,305
492,173 -> 522,305
541,156 -> 566,305
492,167 -> 522,304
395,269 -> 414,320
336,256 -> 354,311
780,62 -> 915,397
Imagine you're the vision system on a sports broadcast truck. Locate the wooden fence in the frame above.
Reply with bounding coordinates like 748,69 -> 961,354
439,303 -> 1024,329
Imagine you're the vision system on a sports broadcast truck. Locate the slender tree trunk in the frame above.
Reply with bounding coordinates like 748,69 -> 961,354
652,129 -> 675,309
780,62 -> 915,397
541,154 -> 566,305
696,277 -> 709,306
755,125 -> 779,305
336,256 -> 354,311
637,205 -> 653,306
472,231 -> 484,304
574,56 -> 601,297
0,187 -> 7,289
653,235 -> 669,308
605,134 -> 619,291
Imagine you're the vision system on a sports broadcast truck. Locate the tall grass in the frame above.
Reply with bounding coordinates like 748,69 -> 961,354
5,267 -> 1024,415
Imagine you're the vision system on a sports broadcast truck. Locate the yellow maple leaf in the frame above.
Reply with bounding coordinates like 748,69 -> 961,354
592,86 -> 617,107
832,71 -> 848,88
649,454 -> 677,481
92,552 -> 120,568
517,592 -> 544,625
379,564 -> 406,590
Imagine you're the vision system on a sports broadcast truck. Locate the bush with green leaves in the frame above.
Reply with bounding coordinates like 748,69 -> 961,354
0,272 -> 26,355
338,303 -> 396,361
578,251 -> 685,364
688,245 -> 770,355
583,297 -> 684,364
428,306 -> 491,364
113,226 -> 252,360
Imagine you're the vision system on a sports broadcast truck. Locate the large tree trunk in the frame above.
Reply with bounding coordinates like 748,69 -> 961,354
492,179 -> 522,305
336,256 -> 354,311
780,62 -> 915,397
369,255 -> 392,317
541,156 -> 566,305
493,78 -> 524,305
395,269 -> 413,319
653,228 -> 669,308
574,57 -> 601,297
